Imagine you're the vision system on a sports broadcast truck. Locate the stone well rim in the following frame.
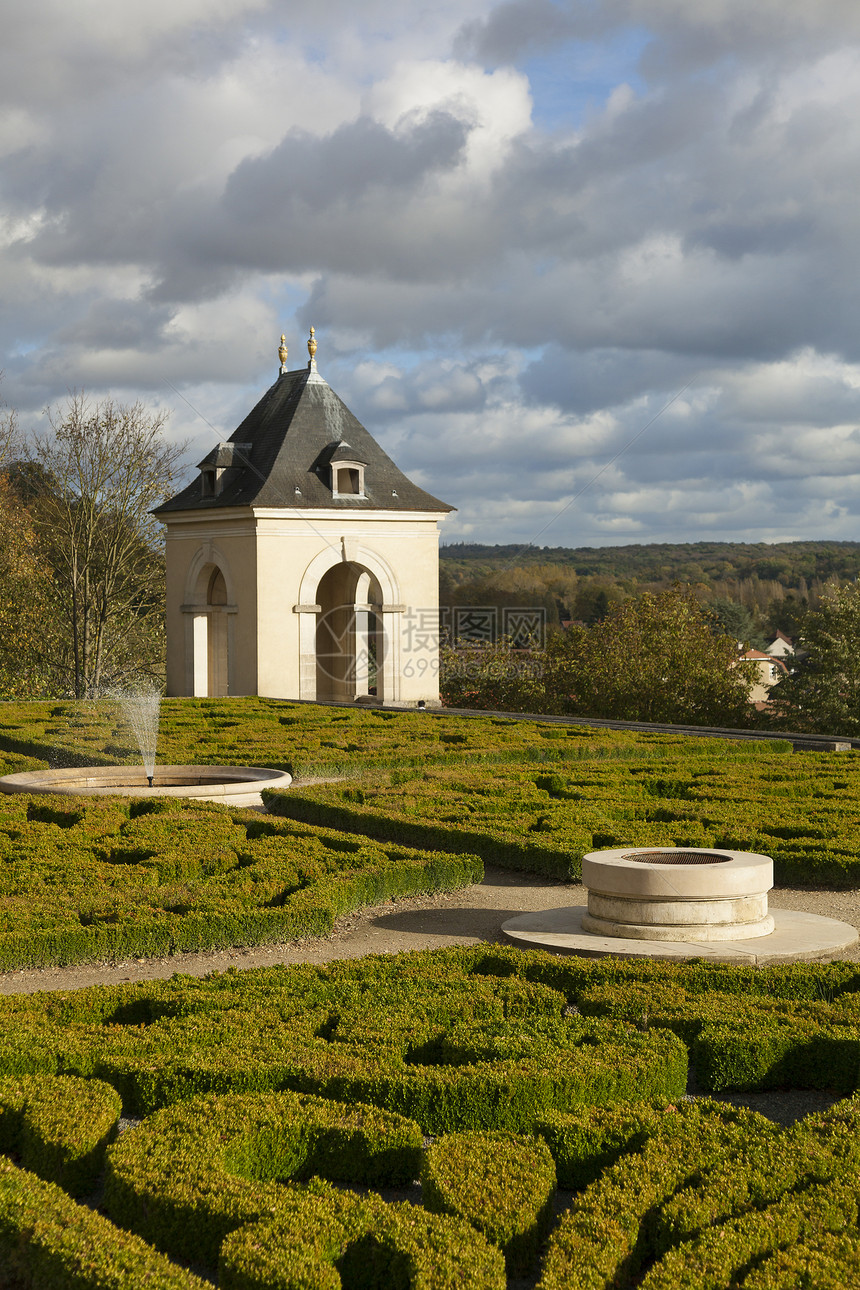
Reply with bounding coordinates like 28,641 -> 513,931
582,846 -> 774,900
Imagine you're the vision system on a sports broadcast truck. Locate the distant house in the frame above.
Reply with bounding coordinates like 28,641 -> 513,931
765,630 -> 794,659
741,648 -> 789,707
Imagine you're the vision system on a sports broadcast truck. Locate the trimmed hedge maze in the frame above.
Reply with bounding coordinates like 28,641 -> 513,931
268,747 -> 860,885
0,794 -> 480,970
0,698 -> 803,969
0,697 -> 710,779
2,947 -> 860,1285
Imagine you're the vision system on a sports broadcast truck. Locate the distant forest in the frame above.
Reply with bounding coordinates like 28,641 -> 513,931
439,540 -> 860,648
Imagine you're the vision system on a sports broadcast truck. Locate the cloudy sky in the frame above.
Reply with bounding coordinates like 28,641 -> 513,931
2,0 -> 860,548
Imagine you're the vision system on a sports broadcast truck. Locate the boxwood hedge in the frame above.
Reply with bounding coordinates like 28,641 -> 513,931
421,1130 -> 556,1273
0,794 -> 481,970
0,1073 -> 121,1197
0,696 -> 747,780
268,749 -> 860,886
103,1091 -> 426,1266
0,950 -> 858,1285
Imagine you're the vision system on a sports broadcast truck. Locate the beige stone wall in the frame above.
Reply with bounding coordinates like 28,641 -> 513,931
162,505 -> 447,705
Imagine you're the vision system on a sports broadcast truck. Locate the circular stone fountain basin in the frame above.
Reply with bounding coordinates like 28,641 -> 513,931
581,846 -> 774,941
0,765 -> 292,800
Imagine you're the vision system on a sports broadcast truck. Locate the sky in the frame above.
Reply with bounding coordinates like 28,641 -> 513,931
2,0 -> 860,549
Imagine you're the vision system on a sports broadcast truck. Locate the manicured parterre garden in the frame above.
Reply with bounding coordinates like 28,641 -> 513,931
1,697 -> 860,1284
3,948 -> 860,1285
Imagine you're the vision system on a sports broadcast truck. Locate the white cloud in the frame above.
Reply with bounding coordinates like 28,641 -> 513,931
2,0 -> 860,548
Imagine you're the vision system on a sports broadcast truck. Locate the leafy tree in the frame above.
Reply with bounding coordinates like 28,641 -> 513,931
440,587 -> 757,726
440,638 -> 551,713
547,586 -> 757,725
709,598 -> 766,650
0,411 -> 61,697
763,592 -> 807,642
768,582 -> 860,735
571,582 -> 627,625
28,394 -> 187,698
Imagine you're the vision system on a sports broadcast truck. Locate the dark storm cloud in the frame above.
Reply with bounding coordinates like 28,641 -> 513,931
458,0 -> 860,75
54,298 -> 175,351
520,347 -> 701,414
144,111 -> 473,302
225,112 -> 470,214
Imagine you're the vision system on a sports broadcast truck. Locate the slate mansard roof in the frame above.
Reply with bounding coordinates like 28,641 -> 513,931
155,364 -> 453,516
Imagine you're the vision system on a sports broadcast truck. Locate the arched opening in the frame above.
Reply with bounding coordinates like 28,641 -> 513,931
315,562 -> 383,702
207,568 -> 229,697
184,551 -> 235,698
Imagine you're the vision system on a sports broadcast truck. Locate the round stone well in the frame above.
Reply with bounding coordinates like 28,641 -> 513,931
581,846 -> 774,942
502,846 -> 858,964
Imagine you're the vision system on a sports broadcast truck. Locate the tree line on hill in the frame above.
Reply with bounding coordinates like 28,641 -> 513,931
440,539 -> 860,645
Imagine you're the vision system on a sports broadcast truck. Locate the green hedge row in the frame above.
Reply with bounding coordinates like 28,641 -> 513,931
104,1090 -> 425,1266
0,1156 -> 207,1289
267,748 -> 860,886
421,1130 -> 556,1273
0,794 -> 482,969
0,955 -> 859,1283
0,697 -> 732,780
537,1097 -> 860,1289
0,953 -> 688,1127
643,1176 -> 860,1289
4,947 -> 860,1122
0,1073 -> 121,1197
218,1182 -> 506,1290
3,1076 -> 859,1288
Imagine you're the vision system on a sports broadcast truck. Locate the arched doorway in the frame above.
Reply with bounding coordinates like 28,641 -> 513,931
315,562 -> 384,702
206,568 -> 229,697
184,550 -> 234,698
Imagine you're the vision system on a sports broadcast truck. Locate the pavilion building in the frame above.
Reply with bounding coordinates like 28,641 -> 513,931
155,329 -> 453,705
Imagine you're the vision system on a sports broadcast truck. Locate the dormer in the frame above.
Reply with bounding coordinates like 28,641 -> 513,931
329,441 -> 368,499
198,442 -> 252,499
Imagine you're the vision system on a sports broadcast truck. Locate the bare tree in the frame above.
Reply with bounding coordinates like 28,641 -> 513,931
30,393 -> 188,697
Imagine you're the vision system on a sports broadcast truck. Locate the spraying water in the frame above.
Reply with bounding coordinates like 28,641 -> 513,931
111,688 -> 161,785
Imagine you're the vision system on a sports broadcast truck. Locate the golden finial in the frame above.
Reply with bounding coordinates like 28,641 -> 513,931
307,325 -> 317,364
278,334 -> 288,369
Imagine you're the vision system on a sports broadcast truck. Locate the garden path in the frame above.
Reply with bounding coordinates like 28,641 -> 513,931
1,866 -> 858,998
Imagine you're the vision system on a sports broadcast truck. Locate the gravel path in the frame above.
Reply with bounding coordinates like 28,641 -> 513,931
1,867 -> 858,997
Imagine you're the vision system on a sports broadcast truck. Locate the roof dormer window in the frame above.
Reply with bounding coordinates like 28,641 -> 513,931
333,464 -> 364,496
197,442 -> 252,500
328,442 -> 367,499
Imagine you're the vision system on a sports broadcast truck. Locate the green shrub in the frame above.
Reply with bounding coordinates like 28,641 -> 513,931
535,1100 -> 675,1189
104,1090 -> 424,1265
641,1175 -> 860,1289
421,1130 -> 556,1272
0,1074 -> 121,1196
268,747 -> 860,888
0,795 -> 482,970
219,1181 -> 506,1289
537,1100 -> 779,1290
0,1156 -> 207,1288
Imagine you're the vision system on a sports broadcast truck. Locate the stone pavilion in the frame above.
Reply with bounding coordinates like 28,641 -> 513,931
155,330 -> 453,704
